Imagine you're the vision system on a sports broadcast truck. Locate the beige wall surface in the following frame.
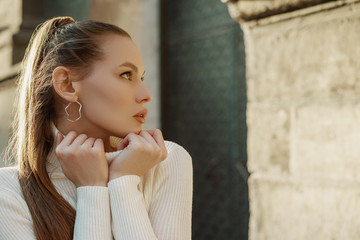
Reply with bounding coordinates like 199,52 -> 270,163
0,0 -> 22,166
0,80 -> 17,167
223,0 -> 360,239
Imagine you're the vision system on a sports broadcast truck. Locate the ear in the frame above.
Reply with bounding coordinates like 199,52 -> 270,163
52,66 -> 78,102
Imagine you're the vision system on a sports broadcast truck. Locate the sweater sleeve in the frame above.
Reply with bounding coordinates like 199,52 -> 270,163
108,143 -> 193,240
73,186 -> 112,240
0,187 -> 36,240
148,144 -> 193,239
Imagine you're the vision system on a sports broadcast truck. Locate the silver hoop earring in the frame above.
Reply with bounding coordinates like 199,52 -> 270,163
65,100 -> 82,122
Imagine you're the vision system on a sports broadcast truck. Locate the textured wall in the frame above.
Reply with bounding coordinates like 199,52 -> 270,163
0,0 -> 21,79
0,0 -> 21,165
224,0 -> 360,239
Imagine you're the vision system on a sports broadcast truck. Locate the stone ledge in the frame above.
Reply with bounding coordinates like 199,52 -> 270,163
222,0 -> 360,23
249,172 -> 360,188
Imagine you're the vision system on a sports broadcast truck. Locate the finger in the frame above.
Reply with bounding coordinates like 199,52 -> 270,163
82,137 -> 96,148
56,132 -> 64,145
93,138 -> 105,151
119,133 -> 143,150
118,135 -> 130,150
139,131 -> 159,149
72,134 -> 89,146
145,129 -> 156,136
59,131 -> 78,147
134,133 -> 150,146
152,129 -> 167,154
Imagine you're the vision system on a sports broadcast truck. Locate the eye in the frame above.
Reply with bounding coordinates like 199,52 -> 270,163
141,76 -> 145,82
120,72 -> 132,80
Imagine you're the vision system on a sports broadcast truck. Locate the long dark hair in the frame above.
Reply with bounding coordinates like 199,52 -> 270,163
7,16 -> 130,240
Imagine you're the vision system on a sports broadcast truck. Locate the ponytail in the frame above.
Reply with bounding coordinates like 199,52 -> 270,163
14,17 -> 77,240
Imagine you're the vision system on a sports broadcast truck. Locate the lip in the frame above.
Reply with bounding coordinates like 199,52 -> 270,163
133,108 -> 148,124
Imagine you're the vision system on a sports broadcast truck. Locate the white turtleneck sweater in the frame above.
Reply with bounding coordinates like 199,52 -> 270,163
0,135 -> 193,239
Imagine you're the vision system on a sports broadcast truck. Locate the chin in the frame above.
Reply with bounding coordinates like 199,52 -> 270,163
134,126 -> 143,135
122,126 -> 144,136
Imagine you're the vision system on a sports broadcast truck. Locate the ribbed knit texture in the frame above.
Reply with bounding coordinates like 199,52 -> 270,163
0,135 -> 193,239
74,187 -> 112,239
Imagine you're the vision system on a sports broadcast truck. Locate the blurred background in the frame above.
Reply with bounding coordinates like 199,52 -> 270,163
1,0 -> 360,239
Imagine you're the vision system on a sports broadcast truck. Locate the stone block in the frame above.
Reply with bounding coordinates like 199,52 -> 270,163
223,0 -> 329,21
245,3 -> 360,103
0,80 -> 16,167
249,174 -> 360,240
247,103 -> 291,174
0,0 -> 21,30
0,38 -> 13,78
292,100 -> 360,182
0,43 -> 13,77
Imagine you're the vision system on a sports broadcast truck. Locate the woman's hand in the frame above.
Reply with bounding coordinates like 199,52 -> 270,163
109,129 -> 168,181
55,131 -> 108,187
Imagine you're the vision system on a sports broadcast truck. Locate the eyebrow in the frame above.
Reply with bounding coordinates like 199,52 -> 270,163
119,62 -> 145,75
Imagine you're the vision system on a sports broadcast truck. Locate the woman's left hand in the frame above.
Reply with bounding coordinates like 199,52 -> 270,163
108,129 -> 168,181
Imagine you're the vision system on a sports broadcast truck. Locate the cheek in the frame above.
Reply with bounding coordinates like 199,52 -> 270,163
79,79 -> 135,124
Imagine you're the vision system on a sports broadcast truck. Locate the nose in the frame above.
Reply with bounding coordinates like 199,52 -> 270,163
136,82 -> 152,103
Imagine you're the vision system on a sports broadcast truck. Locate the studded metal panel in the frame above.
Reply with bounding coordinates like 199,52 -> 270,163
163,0 -> 249,239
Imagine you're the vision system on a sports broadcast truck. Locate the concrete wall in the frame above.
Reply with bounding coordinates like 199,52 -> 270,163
224,0 -> 360,239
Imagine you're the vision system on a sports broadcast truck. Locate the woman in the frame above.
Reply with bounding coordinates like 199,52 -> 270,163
0,16 -> 193,240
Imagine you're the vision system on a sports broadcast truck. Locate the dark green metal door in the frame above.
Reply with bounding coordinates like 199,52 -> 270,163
161,0 -> 249,239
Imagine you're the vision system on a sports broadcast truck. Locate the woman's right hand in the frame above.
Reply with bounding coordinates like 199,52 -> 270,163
55,131 -> 108,187
109,129 -> 168,181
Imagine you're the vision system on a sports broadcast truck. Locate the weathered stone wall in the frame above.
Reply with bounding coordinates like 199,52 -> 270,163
0,0 -> 22,74
0,0 -> 22,166
224,0 -> 360,239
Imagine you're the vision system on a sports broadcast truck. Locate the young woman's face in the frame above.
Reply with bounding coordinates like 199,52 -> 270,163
73,34 -> 152,138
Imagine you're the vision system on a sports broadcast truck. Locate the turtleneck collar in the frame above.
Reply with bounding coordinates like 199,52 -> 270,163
47,123 -> 123,178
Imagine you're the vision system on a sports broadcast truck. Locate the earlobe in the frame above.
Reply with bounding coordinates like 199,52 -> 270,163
52,66 -> 77,102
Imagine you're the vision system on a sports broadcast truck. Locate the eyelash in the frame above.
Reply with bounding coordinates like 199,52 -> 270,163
120,72 -> 144,82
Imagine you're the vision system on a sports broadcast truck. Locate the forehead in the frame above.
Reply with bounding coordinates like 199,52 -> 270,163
97,34 -> 144,71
